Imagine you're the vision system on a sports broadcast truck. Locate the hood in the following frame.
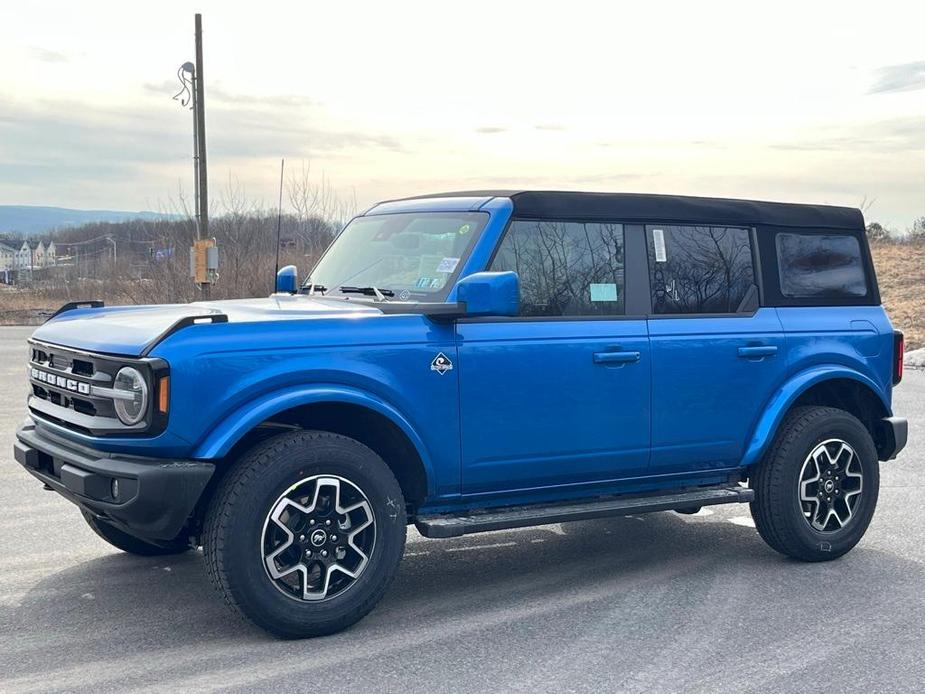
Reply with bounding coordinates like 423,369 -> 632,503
30,295 -> 382,357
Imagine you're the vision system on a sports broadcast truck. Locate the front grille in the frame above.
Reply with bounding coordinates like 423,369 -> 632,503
27,339 -> 151,435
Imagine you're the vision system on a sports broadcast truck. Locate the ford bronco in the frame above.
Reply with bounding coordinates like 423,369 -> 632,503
13,191 -> 907,637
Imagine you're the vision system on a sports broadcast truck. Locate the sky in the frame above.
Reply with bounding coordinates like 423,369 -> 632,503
1,0 -> 924,228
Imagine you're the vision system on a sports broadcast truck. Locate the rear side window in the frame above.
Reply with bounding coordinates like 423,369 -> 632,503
489,219 -> 625,317
645,225 -> 755,314
776,233 -> 867,298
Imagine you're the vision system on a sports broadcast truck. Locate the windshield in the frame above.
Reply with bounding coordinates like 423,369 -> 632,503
305,212 -> 487,301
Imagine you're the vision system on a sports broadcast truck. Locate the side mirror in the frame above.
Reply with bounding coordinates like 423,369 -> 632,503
455,271 -> 519,317
275,265 -> 298,294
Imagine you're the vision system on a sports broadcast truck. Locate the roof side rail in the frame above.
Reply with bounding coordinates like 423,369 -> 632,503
46,300 -> 104,322
140,313 -> 229,357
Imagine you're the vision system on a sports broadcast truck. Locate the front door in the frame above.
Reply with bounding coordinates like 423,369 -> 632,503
456,219 -> 651,495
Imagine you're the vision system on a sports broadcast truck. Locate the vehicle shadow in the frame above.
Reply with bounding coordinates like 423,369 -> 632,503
3,510 -> 924,692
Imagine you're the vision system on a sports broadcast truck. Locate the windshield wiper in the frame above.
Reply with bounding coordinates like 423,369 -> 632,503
339,286 -> 394,301
301,283 -> 327,295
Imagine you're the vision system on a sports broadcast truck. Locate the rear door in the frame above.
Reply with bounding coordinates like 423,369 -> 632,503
644,224 -> 786,473
456,220 -> 651,495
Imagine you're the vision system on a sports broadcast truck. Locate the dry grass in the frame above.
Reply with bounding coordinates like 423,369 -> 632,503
871,241 -> 925,350
0,288 -> 57,325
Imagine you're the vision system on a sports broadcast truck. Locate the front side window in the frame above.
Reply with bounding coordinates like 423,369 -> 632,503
646,225 -> 755,314
776,233 -> 867,299
307,212 -> 486,300
490,220 -> 625,317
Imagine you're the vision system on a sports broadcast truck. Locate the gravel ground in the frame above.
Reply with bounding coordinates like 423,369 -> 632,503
1,325 -> 923,693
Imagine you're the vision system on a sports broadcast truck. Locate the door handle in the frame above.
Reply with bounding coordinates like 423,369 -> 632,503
737,345 -> 778,359
593,351 -> 641,365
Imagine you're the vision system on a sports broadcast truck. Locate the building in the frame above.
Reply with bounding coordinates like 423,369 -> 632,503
0,241 -> 17,273
45,241 -> 56,267
0,242 -> 15,269
7,240 -> 57,271
16,241 -> 30,270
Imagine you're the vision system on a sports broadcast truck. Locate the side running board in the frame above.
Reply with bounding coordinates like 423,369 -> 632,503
415,484 -> 754,539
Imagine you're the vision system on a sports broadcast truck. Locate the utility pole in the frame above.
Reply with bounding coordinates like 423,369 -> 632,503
193,12 -> 211,299
106,236 -> 116,266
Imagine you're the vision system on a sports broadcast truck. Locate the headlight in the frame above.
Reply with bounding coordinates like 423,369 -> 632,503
113,367 -> 148,425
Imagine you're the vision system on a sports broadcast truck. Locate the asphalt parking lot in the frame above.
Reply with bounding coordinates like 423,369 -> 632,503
1,324 -> 923,693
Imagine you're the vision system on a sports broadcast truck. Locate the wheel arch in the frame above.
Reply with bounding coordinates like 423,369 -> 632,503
743,367 -> 891,470
192,385 -> 433,506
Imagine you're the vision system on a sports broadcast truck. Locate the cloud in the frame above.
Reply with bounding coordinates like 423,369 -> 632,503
0,95 -> 403,205
142,82 -> 321,110
475,126 -> 507,134
770,117 -> 925,153
208,86 -> 320,109
869,61 -> 925,94
30,47 -> 68,63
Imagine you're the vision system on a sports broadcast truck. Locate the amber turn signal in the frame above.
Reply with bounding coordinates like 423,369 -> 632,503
157,376 -> 170,414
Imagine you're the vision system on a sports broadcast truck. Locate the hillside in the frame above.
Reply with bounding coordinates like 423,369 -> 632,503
0,205 -> 173,235
871,241 -> 925,350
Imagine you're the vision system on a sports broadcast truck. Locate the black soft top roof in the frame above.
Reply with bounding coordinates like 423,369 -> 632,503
397,190 -> 864,230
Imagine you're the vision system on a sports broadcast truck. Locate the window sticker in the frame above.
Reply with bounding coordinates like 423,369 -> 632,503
415,277 -> 432,288
652,229 -> 667,262
436,257 -> 460,273
430,278 -> 443,289
589,283 -> 619,302
457,223 -> 472,235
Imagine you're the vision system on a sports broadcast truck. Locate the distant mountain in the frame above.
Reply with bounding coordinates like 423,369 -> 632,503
0,205 -> 175,235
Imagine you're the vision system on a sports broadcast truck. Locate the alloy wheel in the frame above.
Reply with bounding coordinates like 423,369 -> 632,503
798,439 -> 864,532
262,475 -> 376,601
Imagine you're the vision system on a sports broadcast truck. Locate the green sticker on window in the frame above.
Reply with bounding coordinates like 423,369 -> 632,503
589,283 -> 618,302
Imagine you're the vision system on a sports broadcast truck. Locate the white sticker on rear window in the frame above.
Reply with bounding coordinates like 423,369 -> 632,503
652,229 -> 667,262
436,257 -> 460,273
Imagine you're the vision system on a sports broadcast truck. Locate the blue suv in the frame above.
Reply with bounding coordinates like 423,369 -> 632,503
13,191 -> 907,637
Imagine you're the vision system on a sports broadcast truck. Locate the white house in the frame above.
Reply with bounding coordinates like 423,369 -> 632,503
15,241 -> 30,270
7,240 -> 57,270
32,241 -> 46,268
0,242 -> 17,272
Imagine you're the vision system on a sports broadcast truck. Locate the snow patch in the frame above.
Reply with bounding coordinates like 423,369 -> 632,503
904,348 -> 925,369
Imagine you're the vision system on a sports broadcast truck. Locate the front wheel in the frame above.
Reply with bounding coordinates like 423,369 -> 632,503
750,406 -> 880,562
202,431 -> 407,638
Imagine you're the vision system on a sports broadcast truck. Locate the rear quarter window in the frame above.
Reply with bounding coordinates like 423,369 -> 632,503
776,233 -> 867,299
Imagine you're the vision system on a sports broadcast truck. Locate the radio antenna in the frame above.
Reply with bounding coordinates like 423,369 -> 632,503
274,158 -> 285,290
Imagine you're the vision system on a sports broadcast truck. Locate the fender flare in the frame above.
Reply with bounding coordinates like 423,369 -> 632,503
191,383 -> 436,496
741,365 -> 889,469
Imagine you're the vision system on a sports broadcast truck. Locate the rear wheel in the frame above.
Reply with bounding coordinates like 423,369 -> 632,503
81,510 -> 191,556
203,430 -> 406,638
750,406 -> 880,561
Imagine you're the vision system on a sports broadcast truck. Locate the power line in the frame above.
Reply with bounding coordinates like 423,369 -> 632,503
56,234 -> 117,247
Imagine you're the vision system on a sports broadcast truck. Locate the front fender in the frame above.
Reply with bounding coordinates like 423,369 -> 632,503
191,383 -> 435,496
741,365 -> 890,469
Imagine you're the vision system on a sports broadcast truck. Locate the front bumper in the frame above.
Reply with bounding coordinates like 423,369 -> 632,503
878,416 -> 908,461
14,421 -> 214,542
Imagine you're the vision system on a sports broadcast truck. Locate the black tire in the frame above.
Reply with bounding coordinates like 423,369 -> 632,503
202,430 -> 407,638
81,510 -> 191,556
750,406 -> 880,562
